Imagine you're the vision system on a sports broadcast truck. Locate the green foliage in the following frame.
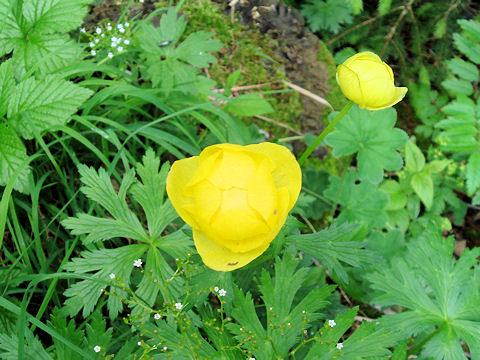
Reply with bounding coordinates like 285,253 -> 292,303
325,106 -> 408,184
367,230 -> 480,358
0,0 -> 90,74
62,149 -> 191,319
324,169 -> 389,229
135,7 -> 222,95
300,0 -> 353,33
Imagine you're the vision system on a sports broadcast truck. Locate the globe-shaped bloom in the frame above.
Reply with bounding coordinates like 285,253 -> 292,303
166,143 -> 301,271
336,51 -> 408,111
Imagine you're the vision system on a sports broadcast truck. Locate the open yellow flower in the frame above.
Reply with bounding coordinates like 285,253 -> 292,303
166,143 -> 301,271
336,51 -> 408,111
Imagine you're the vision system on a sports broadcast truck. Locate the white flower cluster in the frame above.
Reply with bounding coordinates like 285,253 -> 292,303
84,21 -> 131,59
213,286 -> 227,297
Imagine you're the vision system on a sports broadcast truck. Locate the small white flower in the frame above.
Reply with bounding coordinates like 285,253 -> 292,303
133,259 -> 142,267
108,52 -> 114,58
94,38 -> 99,43
117,23 -> 124,29
80,27 -> 86,33
328,320 -> 336,328
89,42 -> 95,47
137,341 -> 142,346
117,46 -> 124,52
111,36 -> 117,41
107,25 -> 112,31
100,288 -> 104,293
101,33 -> 105,37
93,345 -> 101,353
107,22 -> 111,26
249,358 -> 256,360
139,0 -> 144,3
125,22 -> 130,27
109,273 -> 115,279
214,286 -> 219,292
111,42 -> 117,48
163,346 -> 167,351
175,302 -> 183,310
124,39 -> 130,45
154,313 -> 161,320
119,28 -> 125,33
336,343 -> 343,350
218,289 -> 227,297
96,27 -> 102,34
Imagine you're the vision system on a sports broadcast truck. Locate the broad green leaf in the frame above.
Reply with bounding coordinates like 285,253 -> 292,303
445,57 -> 479,82
225,94 -> 274,117
23,0 -> 90,34
0,123 -> 30,193
411,172 -> 434,209
8,76 -> 92,139
325,106 -> 407,184
426,159 -> 450,174
0,1 -> 23,57
466,151 -> 480,196
324,169 -> 389,228
380,180 -> 407,211
13,32 -> 82,74
453,32 -> 480,65
405,139 -> 425,173
0,59 -> 15,117
441,78 -> 473,96
176,31 -> 222,68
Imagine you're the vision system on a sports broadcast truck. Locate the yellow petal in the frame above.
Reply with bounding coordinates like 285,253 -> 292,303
207,150 -> 258,190
337,64 -> 365,107
344,51 -> 381,66
166,156 -> 201,228
208,188 -> 270,252
247,158 -> 277,221
184,149 -> 222,196
193,230 -> 271,271
365,86 -> 408,111
247,142 -> 301,211
191,180 -> 222,224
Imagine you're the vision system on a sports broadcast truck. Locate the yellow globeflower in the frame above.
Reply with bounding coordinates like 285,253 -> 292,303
166,143 -> 301,271
336,51 -> 408,111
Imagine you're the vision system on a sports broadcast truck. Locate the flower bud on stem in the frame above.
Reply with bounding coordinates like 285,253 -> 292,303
298,101 -> 353,166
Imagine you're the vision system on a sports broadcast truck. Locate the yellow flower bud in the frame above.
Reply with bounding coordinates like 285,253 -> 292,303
336,51 -> 408,111
166,143 -> 301,271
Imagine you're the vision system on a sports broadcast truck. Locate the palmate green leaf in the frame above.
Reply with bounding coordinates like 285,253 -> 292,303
324,169 -> 389,228
305,307 -> 393,359
62,166 -> 149,244
226,254 -> 335,359
291,222 -> 376,283
300,0 -> 353,33
63,150 -> 192,319
325,106 -> 407,184
0,329 -> 52,360
63,245 -> 148,318
0,123 -> 30,193
176,31 -> 222,68
84,310 -> 113,356
22,0 -> 91,34
367,230 -> 480,359
7,75 -> 92,140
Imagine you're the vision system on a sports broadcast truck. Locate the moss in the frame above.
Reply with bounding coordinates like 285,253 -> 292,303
158,0 -> 303,137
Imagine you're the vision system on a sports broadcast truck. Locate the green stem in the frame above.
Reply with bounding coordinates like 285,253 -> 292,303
298,101 -> 353,166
